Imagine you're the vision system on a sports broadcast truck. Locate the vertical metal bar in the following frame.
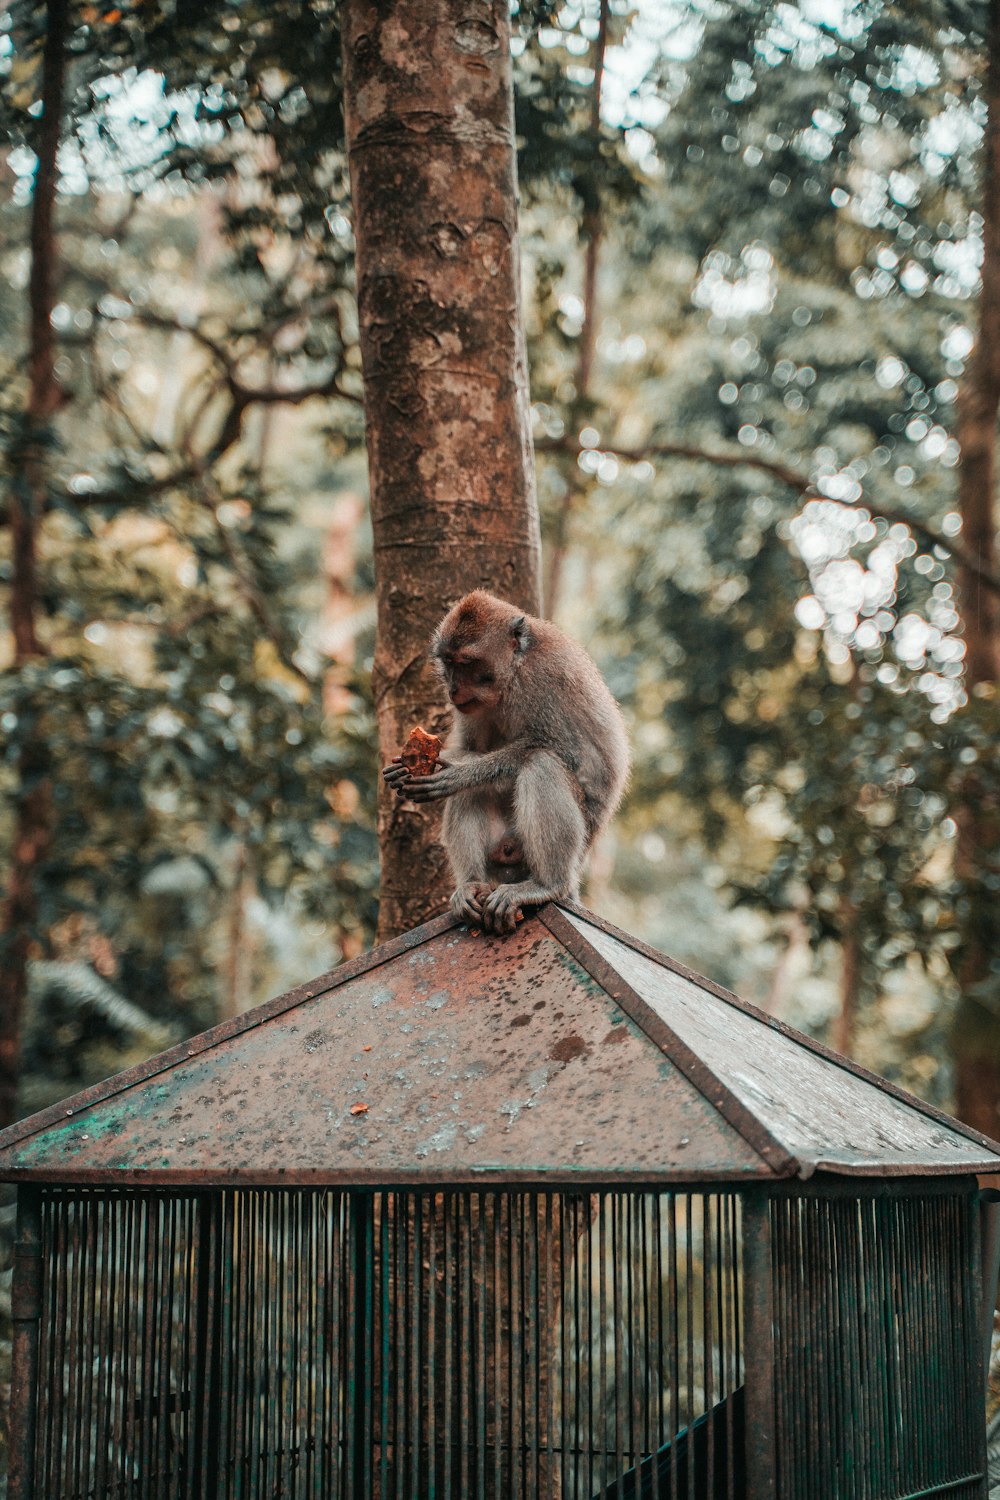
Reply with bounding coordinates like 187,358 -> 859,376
329,1191 -> 342,1500
35,1194 -> 55,1499
350,1193 -> 373,1500
121,1193 -> 139,1491
476,1194 -> 487,1500
819,1198 -> 842,1495
725,1194 -> 736,1500
644,1194 -> 653,1476
379,1191 -> 390,1500
152,1195 -> 173,1497
93,1193 -> 114,1498
559,1194 -> 569,1500
598,1193 -> 608,1497
733,1195 -> 743,1389
685,1193 -> 695,1500
428,1193 -> 438,1498
653,1193 -> 665,1468
544,1195 -> 555,1499
530,1194 -> 541,1499
412,1192 -> 423,1500
742,1190 -> 776,1500
886,1194 -> 905,1493
668,1193 -> 680,1500
8,1186 -> 42,1500
704,1194 -> 715,1500
443,1192 -> 454,1500
247,1191 -> 262,1497
613,1193 -> 624,1496
462,1191 -> 473,1499
191,1192 -> 222,1500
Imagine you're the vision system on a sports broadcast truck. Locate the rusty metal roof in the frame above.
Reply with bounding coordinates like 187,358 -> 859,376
0,902 -> 997,1187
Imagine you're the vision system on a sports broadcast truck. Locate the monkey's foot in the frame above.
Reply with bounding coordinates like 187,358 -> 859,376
450,882 -> 493,925
480,883 -> 541,935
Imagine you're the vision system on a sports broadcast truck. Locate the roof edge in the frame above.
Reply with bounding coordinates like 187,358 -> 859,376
556,900 -> 1000,1166
538,904 -> 796,1179
0,910 -> 460,1156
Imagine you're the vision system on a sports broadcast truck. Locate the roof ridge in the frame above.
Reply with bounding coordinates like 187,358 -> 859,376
556,900 -> 1000,1161
537,904 -> 797,1179
0,911 -> 459,1154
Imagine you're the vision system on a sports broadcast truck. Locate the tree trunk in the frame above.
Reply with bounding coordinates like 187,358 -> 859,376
544,0 -> 608,618
832,903 -> 859,1060
0,0 -> 68,1127
950,0 -> 1000,1146
342,0 -> 542,942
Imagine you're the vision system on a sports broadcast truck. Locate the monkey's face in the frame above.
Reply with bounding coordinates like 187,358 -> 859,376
438,654 -> 502,714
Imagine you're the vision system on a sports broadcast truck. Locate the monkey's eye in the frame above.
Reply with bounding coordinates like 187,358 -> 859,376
476,672 -> 494,687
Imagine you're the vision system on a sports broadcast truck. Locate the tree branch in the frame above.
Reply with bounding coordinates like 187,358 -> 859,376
535,435 -> 1000,598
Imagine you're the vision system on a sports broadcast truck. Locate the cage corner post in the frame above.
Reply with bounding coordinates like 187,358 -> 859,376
8,1184 -> 42,1500
742,1187 -> 778,1500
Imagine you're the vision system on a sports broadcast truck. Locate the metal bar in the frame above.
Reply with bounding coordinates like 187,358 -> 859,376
979,1191 -> 1000,1389
428,1192 -> 438,1498
894,1478 -> 987,1499
443,1191 -> 454,1500
350,1193 -> 373,1500
685,1192 -> 695,1500
559,1191 -> 569,1500
613,1193 -> 624,1497
668,1192 -> 680,1500
477,1193 -> 488,1500
412,1191 -> 422,1500
742,1191 -> 776,1500
597,1192 -> 608,1497
8,1186 -> 42,1500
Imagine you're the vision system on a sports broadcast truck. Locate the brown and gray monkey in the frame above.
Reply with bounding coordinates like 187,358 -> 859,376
383,591 -> 629,933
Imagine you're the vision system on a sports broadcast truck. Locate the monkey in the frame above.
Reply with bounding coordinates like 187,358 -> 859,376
383,590 -> 629,934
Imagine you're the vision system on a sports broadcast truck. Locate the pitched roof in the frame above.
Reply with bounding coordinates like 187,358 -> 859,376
0,902 -> 996,1186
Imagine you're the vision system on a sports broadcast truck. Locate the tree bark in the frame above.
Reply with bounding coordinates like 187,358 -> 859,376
950,0 -> 1000,1147
0,0 -> 68,1127
832,902 -> 859,1060
342,0 -> 542,942
544,0 -> 608,617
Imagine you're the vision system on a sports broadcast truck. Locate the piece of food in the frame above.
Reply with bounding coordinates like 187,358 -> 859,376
399,725 -> 442,776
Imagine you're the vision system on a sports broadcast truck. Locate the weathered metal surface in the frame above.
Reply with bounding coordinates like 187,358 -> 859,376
559,908 -> 1000,1178
0,917 -> 772,1185
3,900 -> 997,1187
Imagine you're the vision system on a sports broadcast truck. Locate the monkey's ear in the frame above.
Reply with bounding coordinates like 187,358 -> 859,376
510,615 -> 532,654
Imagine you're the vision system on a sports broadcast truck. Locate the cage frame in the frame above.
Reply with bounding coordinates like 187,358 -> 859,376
2,901 -> 998,1500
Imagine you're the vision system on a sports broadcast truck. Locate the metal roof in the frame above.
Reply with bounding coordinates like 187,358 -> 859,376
0,901 -> 996,1187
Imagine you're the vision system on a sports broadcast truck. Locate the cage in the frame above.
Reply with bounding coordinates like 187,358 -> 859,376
1,900 -> 998,1500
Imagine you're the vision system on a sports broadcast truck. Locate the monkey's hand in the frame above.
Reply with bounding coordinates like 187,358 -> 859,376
382,757 -> 413,792
480,885 -> 525,935
450,881 -> 493,924
396,764 -> 464,803
383,755 -> 453,796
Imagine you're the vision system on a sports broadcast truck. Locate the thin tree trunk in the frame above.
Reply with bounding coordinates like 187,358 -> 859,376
951,0 -> 1000,1145
0,0 -> 68,1127
343,0 -> 542,942
833,902 -> 860,1059
544,0 -> 608,617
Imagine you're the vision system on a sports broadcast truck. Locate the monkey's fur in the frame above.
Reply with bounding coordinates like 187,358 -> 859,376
383,591 -> 629,933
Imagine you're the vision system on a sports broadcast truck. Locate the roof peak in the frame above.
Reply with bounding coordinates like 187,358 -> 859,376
1,902 -> 996,1186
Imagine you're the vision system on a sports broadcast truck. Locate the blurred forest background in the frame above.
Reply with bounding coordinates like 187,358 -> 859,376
2,0 -> 999,1248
